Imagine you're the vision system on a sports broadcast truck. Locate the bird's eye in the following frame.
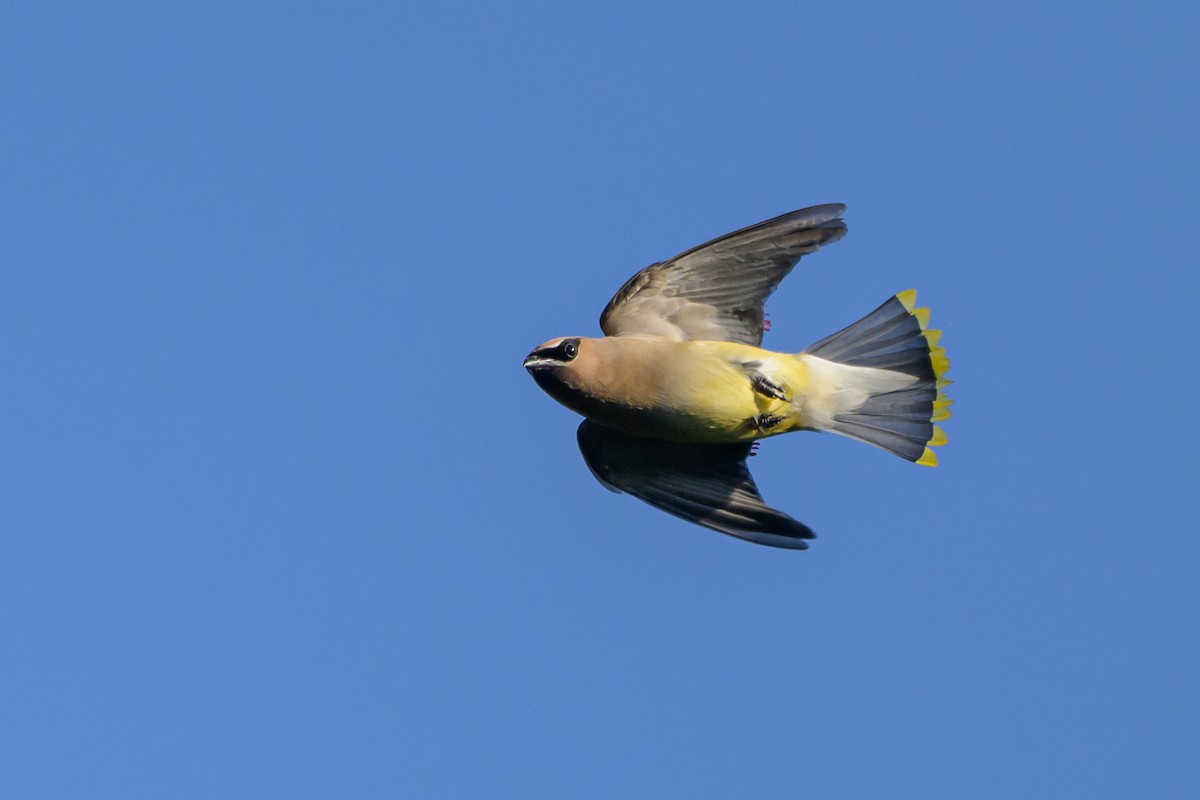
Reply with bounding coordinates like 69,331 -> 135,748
562,341 -> 579,360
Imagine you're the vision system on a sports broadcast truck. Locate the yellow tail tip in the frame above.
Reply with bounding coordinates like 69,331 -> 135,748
902,291 -> 952,459
929,425 -> 949,446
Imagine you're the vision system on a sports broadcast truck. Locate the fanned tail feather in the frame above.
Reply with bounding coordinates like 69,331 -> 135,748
804,290 -> 952,465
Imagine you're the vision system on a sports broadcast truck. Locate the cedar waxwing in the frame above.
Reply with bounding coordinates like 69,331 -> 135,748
524,205 -> 951,549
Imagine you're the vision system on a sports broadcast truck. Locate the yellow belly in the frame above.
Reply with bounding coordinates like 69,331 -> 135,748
641,340 -> 812,443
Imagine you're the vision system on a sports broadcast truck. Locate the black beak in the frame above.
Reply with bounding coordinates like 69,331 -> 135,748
523,347 -> 558,372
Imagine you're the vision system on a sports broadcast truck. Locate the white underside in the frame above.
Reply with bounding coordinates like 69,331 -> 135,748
797,354 -> 919,430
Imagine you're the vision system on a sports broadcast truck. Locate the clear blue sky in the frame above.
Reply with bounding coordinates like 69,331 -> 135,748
4,2 -> 1199,797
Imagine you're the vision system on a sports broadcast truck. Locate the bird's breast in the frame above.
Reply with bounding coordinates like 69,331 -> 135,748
582,339 -> 810,443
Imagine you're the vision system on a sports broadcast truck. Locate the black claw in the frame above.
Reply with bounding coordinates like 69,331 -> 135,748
755,414 -> 784,431
751,374 -> 789,402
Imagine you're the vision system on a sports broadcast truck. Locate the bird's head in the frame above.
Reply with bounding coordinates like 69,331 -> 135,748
523,336 -> 597,412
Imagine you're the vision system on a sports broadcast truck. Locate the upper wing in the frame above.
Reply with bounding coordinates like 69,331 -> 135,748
599,204 -> 847,345
576,420 -> 815,549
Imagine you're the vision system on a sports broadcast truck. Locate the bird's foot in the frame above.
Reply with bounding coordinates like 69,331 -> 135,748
750,374 -> 790,403
754,414 -> 785,432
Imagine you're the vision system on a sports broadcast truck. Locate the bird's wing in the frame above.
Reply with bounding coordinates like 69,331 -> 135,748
576,421 -> 815,549
599,204 -> 847,345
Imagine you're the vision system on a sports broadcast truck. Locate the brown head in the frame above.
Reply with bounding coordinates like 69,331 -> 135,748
522,336 -> 602,417
524,335 -> 674,434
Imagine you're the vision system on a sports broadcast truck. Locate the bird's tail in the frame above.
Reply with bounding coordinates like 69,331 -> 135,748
800,290 -> 952,465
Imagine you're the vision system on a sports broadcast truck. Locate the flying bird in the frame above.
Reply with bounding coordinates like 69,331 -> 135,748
523,204 -> 951,549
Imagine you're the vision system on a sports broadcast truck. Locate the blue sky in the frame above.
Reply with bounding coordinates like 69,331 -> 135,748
3,1 -> 1199,797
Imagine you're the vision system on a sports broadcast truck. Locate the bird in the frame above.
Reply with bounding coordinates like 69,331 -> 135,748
523,204 -> 951,549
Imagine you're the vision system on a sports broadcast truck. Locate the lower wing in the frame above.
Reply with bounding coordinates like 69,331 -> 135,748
575,420 -> 815,549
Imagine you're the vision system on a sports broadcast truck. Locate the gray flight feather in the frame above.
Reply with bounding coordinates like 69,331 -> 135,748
576,420 -> 815,549
599,204 -> 848,345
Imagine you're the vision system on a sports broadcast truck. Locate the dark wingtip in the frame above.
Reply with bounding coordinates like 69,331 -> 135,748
766,203 -> 845,227
781,519 -> 818,544
774,203 -> 848,246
